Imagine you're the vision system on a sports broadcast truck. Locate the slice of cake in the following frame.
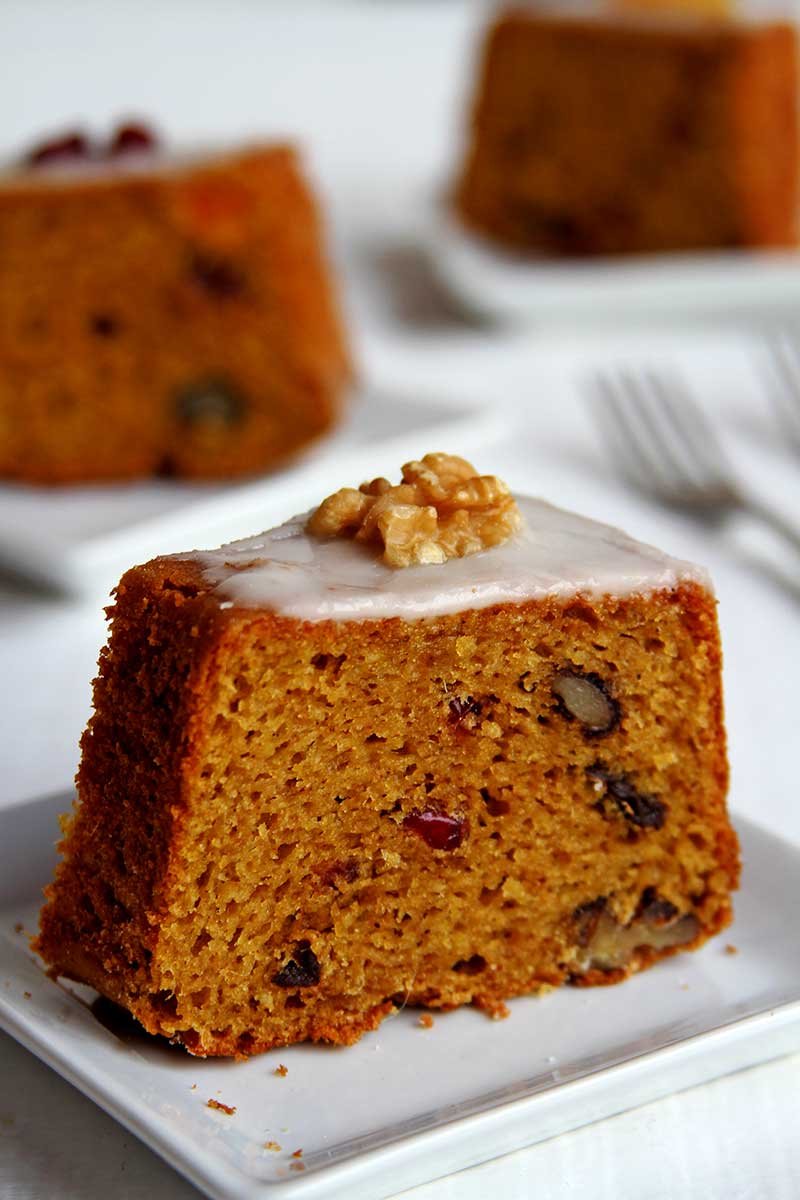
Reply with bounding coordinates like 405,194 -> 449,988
35,454 -> 739,1057
453,4 -> 799,256
0,123 -> 352,483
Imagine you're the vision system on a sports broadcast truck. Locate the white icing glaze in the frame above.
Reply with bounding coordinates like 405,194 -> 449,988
511,2 -> 778,29
187,495 -> 711,623
0,143 -> 255,190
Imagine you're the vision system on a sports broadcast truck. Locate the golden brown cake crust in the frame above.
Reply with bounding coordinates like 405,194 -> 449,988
36,553 -> 738,1058
454,8 -> 799,256
0,144 -> 352,484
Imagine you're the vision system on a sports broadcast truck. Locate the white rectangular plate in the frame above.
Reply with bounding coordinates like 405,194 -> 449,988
2,793 -> 799,1200
430,206 -> 800,326
0,389 -> 503,596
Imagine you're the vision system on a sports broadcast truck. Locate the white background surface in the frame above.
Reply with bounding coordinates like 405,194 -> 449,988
1,2 -> 799,1198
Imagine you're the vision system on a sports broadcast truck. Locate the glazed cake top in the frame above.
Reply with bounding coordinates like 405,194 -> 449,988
190,495 -> 710,623
1,139 -> 289,191
506,1 -> 785,29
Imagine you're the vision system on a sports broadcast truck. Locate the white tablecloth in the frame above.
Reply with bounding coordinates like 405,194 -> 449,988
1,4 -> 798,1198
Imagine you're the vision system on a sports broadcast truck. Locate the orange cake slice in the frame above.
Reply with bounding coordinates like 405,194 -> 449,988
0,124 -> 352,483
36,455 -> 739,1056
453,4 -> 799,256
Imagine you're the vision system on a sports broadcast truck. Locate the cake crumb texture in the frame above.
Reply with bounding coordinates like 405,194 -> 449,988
34,544 -> 738,1057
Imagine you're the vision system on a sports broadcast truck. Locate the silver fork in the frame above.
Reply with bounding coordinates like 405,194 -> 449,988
761,331 -> 800,450
587,367 -> 800,558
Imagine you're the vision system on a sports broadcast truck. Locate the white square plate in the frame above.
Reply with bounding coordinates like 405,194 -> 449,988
429,206 -> 800,326
2,793 -> 799,1200
0,389 -> 504,597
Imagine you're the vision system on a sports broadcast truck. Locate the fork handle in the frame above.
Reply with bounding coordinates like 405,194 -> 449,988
745,495 -> 800,559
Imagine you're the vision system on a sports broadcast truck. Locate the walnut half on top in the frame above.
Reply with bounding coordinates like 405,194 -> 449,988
306,453 -> 523,568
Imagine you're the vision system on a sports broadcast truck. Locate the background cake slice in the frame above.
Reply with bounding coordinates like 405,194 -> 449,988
0,129 -> 352,483
35,455 -> 739,1057
453,5 -> 799,256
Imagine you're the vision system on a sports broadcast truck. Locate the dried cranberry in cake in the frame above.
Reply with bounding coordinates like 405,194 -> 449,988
108,122 -> 159,156
452,954 -> 487,975
176,379 -> 245,429
89,313 -> 120,338
448,695 -> 482,725
572,896 -> 608,947
25,131 -> 90,167
272,941 -> 321,988
552,670 -> 620,737
636,887 -> 679,925
587,763 -> 667,830
318,858 -> 359,888
189,251 -> 246,298
403,807 -> 466,851
480,787 -> 510,817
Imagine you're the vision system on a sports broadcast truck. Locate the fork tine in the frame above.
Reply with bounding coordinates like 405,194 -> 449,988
585,372 -> 644,488
587,370 -> 669,495
763,333 -> 800,446
588,366 -> 739,510
616,369 -> 702,497
588,364 -> 800,571
615,368 -> 715,500
642,370 -> 733,491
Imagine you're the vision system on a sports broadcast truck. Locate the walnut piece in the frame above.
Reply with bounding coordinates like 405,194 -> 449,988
552,670 -> 620,736
582,911 -> 700,971
574,896 -> 700,973
306,453 -> 522,568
